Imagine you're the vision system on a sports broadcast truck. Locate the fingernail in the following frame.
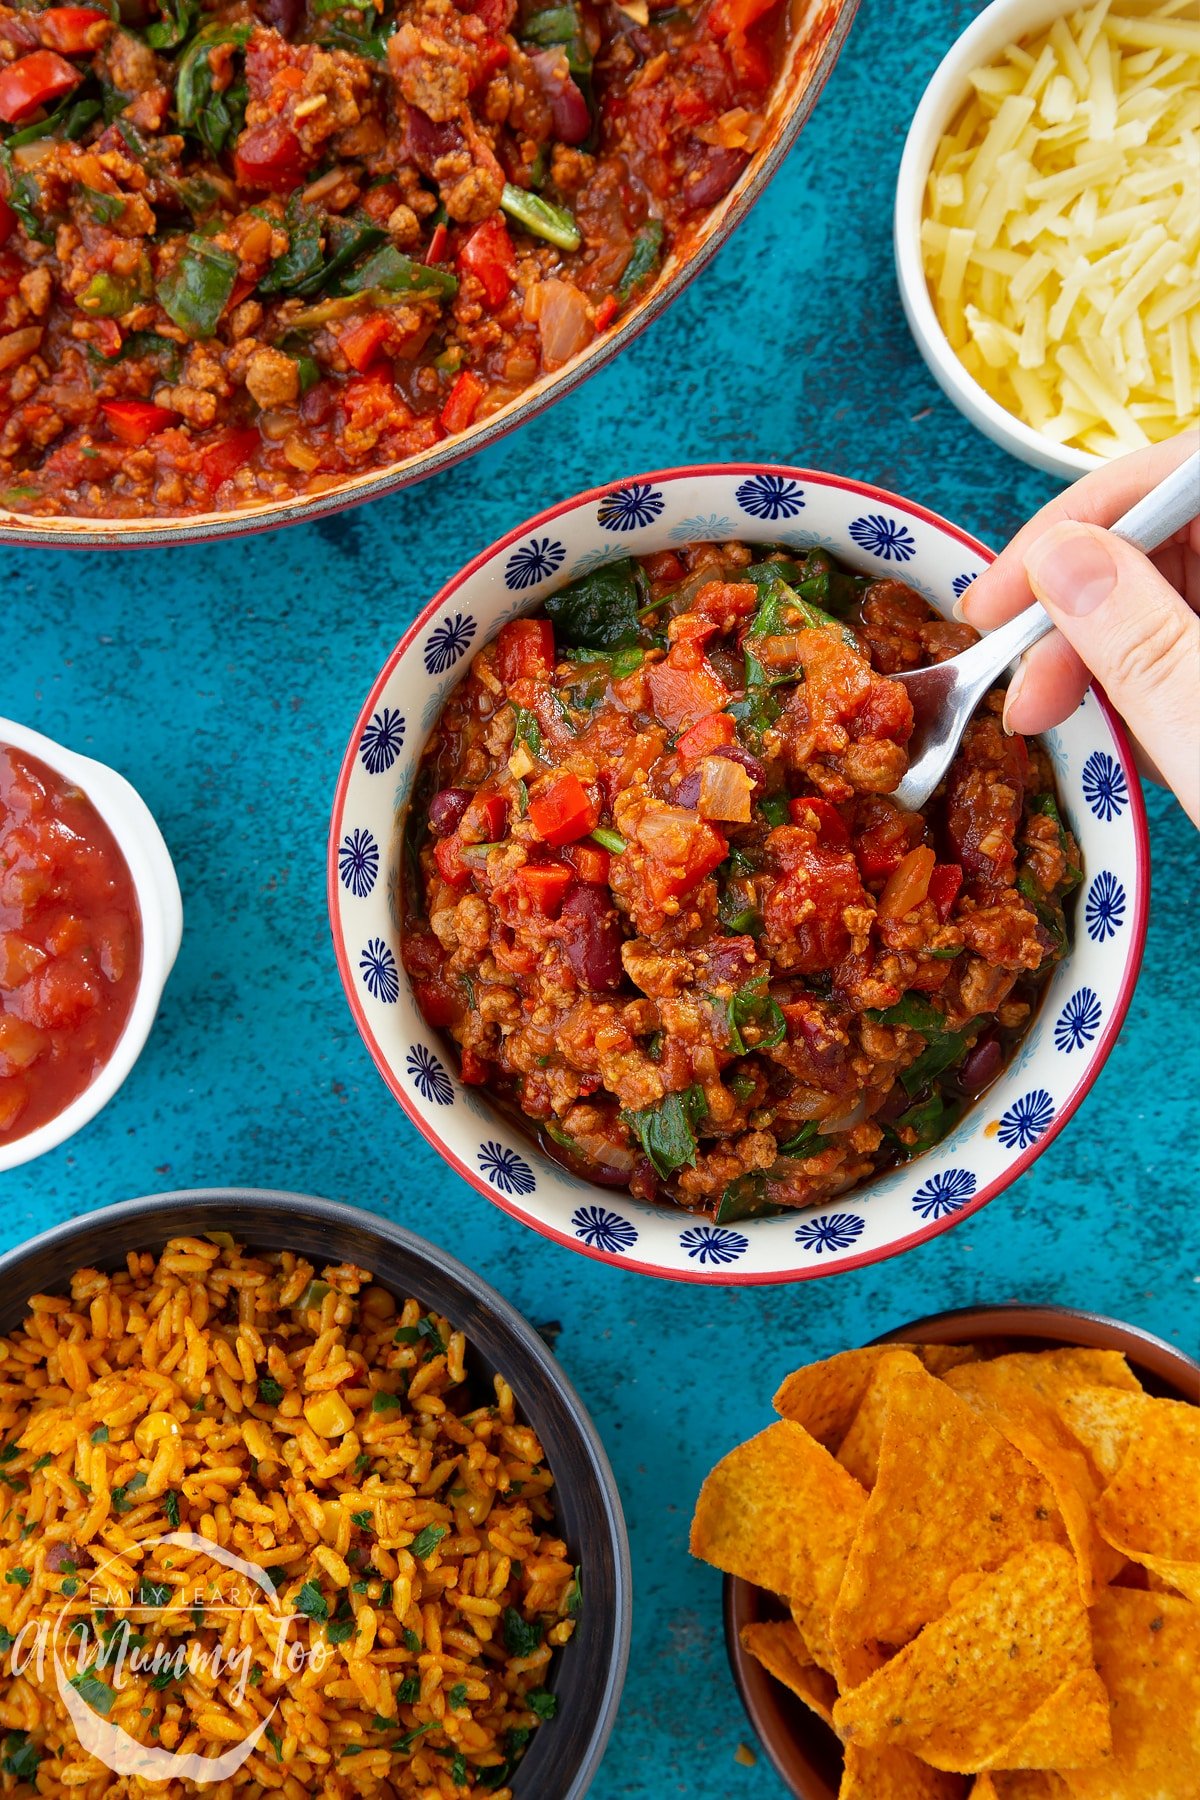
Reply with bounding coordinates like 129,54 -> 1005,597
951,597 -> 968,623
1002,661 -> 1026,735
1024,525 -> 1116,616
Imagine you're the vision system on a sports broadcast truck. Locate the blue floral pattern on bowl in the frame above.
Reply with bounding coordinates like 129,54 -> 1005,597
331,465 -> 1146,1281
407,1044 -> 454,1107
424,613 -> 477,676
735,474 -> 805,520
1054,987 -> 1102,1053
1081,751 -> 1128,822
679,1224 -> 749,1266
912,1169 -> 976,1220
478,1141 -> 536,1196
998,1089 -> 1055,1151
360,937 -> 399,1005
572,1205 -> 638,1254
795,1213 -> 865,1254
338,827 -> 379,898
848,513 -> 917,561
951,571 -> 978,598
360,708 -> 406,775
505,537 -> 567,591
597,483 -> 665,532
1085,871 -> 1126,943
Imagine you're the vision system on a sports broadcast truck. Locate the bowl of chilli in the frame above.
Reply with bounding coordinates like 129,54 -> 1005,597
328,464 -> 1148,1284
0,717 -> 182,1172
0,1186 -> 631,1798
715,1303 -> 1200,1799
0,0 -> 858,546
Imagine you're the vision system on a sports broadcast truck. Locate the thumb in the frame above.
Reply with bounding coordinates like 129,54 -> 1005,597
1022,520 -> 1200,827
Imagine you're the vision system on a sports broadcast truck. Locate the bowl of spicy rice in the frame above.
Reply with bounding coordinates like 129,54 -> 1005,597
0,1186 -> 630,1797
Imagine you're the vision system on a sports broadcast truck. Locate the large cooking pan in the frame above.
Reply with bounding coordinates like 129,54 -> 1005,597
0,0 -> 858,549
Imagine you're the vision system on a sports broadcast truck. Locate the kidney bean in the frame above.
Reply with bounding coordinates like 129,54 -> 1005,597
560,884 -> 625,992
428,787 -> 472,838
682,147 -> 749,211
958,1032 -> 1003,1096
259,0 -> 303,34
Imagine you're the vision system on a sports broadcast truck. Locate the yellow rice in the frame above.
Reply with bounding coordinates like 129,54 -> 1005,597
0,1237 -> 576,1796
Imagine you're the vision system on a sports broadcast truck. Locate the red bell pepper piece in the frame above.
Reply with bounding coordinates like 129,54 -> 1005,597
37,8 -> 111,54
338,312 -> 393,375
516,863 -> 573,916
100,400 -> 178,447
789,796 -> 850,846
234,122 -> 307,190
496,617 -> 555,685
928,862 -> 964,923
564,841 -> 610,885
433,835 -> 473,889
593,294 -> 618,332
0,51 -> 82,124
464,791 -> 508,842
458,215 -> 516,310
676,711 -> 736,762
647,644 -> 730,732
440,369 -> 486,435
528,771 -> 597,847
198,427 -> 259,496
425,221 -> 449,265
0,198 -> 16,248
460,1047 -> 489,1084
413,978 -> 461,1028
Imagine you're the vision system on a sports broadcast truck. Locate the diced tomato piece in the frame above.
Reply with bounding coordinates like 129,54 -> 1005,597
516,863 -> 573,916
0,198 -> 14,248
99,400 -> 177,447
0,51 -> 81,124
433,835 -> 473,889
198,427 -> 260,496
669,613 -> 721,646
470,0 -> 515,29
425,221 -> 449,265
89,319 -> 123,359
676,712 -> 736,762
36,8 -> 110,54
463,791 -> 508,842
460,1046 -> 489,1084
642,551 -> 685,584
440,369 -> 486,435
458,215 -> 516,310
496,618 -> 555,685
593,294 -> 618,332
339,312 -> 393,375
709,0 -> 779,36
528,771 -> 597,847
644,816 -> 728,906
413,979 -> 461,1028
564,842 -> 610,885
234,121 -> 307,190
789,796 -> 850,846
928,862 -> 964,923
646,644 -> 729,732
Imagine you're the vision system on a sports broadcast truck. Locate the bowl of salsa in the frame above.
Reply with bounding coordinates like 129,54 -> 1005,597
328,465 -> 1148,1283
0,720 -> 182,1169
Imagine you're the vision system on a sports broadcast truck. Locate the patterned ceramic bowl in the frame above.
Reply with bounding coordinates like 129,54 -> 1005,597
328,466 -> 1149,1283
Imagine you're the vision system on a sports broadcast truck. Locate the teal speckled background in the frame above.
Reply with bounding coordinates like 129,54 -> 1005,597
2,1 -> 1198,1791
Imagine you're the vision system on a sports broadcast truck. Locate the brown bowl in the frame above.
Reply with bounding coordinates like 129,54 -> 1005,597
0,0 -> 859,549
723,1303 -> 1200,1800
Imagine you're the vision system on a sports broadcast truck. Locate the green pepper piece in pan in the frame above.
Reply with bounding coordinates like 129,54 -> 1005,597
340,244 -> 458,300
616,220 -> 664,303
157,237 -> 239,338
500,183 -> 581,253
78,254 -> 152,318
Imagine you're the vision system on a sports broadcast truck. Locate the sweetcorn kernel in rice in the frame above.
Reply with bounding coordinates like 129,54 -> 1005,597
0,1237 -> 577,1796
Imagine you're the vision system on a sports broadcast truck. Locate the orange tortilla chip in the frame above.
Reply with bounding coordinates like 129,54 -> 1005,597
773,1344 -> 974,1449
739,1621 -> 837,1725
690,1421 -> 866,1622
840,1743 -> 967,1799
987,1666 -> 1112,1771
1092,1403 -> 1200,1602
1063,1589 -> 1200,1799
973,1777 -> 1071,1799
836,1350 -> 927,1489
1053,1388 -> 1162,1480
965,1349 -> 1142,1403
832,1544 -> 1102,1774
830,1364 -> 1069,1687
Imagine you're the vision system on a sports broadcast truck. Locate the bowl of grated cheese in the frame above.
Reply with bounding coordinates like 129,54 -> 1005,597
894,0 -> 1200,479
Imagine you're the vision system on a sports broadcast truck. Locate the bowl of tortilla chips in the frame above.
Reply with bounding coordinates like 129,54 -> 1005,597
691,1303 -> 1200,1800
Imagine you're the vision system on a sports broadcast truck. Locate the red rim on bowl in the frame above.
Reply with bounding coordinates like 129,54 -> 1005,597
0,5 -> 859,551
723,1305 -> 1199,1799
328,466 -> 1151,1283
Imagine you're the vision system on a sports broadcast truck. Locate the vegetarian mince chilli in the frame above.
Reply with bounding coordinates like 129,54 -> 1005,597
0,0 -> 794,519
401,543 -> 1083,1224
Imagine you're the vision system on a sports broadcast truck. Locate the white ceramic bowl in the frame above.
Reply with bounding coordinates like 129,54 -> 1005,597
329,466 -> 1148,1283
0,720 -> 183,1172
894,0 -> 1102,481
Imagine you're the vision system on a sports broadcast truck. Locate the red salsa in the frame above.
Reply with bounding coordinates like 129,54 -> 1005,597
0,745 -> 141,1143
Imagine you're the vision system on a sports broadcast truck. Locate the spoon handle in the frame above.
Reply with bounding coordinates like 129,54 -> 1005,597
972,448 -> 1200,676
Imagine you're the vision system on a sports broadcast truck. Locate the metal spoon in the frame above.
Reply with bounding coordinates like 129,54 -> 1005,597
891,448 -> 1200,812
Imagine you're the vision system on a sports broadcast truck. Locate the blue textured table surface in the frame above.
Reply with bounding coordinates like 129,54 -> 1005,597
2,0 -> 1198,1792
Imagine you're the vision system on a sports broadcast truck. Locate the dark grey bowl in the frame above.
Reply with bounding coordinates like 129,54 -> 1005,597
0,1187 -> 630,1800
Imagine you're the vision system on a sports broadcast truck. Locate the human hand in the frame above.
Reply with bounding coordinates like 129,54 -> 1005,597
957,429 -> 1200,826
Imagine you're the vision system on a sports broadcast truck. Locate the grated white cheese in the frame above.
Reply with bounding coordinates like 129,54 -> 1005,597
922,0 -> 1200,454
